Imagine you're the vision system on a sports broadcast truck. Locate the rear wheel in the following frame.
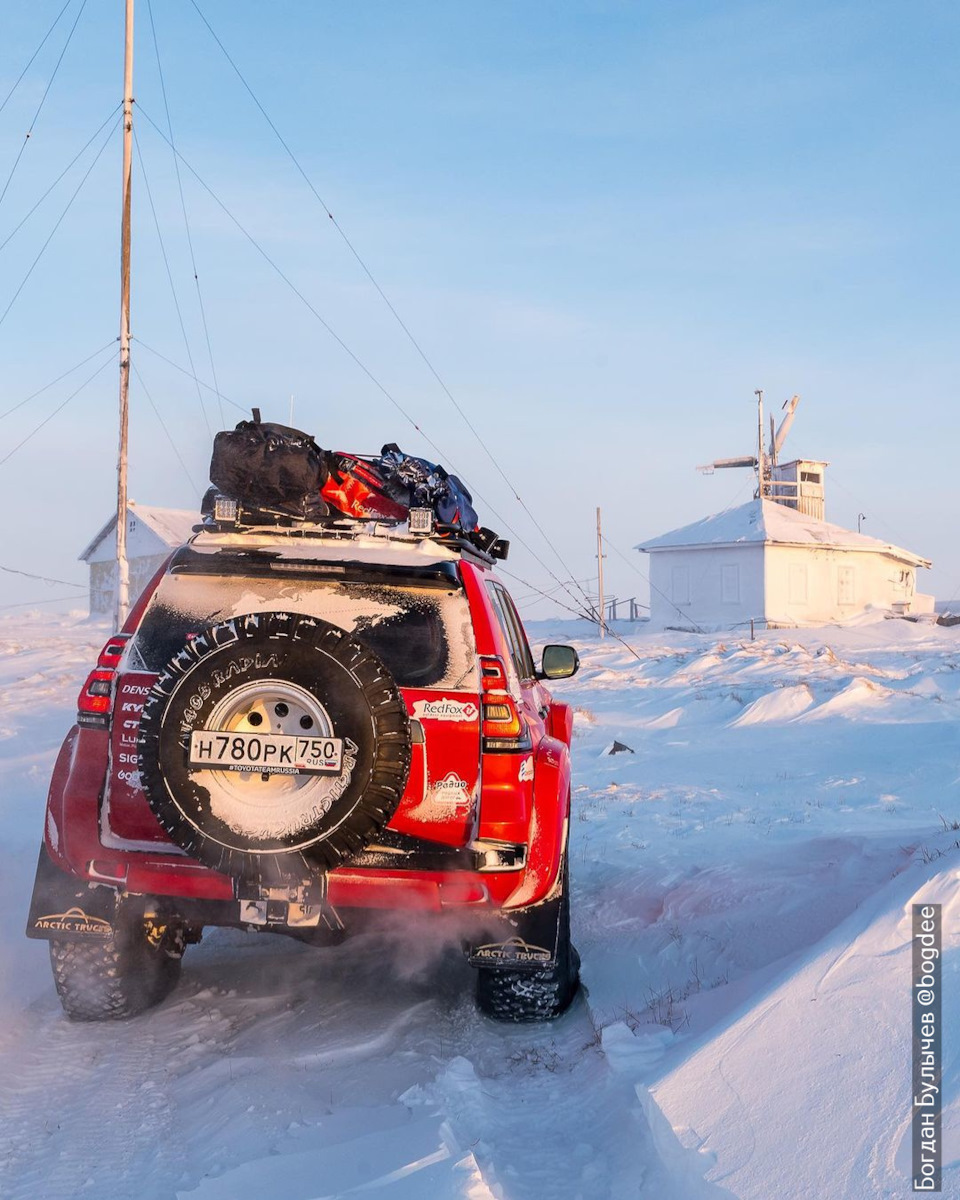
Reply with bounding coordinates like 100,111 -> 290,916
475,861 -> 580,1022
49,914 -> 184,1021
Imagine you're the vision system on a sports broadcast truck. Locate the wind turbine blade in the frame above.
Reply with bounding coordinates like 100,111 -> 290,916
773,394 -> 800,456
697,456 -> 758,472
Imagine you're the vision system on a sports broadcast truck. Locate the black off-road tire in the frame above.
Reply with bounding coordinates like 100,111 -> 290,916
49,920 -> 183,1021
476,863 -> 580,1022
137,611 -> 412,887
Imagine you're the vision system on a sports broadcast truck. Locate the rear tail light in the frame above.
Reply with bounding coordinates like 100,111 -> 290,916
480,655 -> 532,753
97,634 -> 129,668
480,656 -> 508,692
77,670 -> 114,727
77,635 -> 130,729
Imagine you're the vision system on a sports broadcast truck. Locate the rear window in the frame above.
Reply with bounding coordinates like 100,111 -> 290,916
486,581 -> 536,681
126,572 -> 478,690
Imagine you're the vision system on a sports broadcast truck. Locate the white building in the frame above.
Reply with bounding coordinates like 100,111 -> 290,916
80,502 -> 196,615
638,498 -> 933,630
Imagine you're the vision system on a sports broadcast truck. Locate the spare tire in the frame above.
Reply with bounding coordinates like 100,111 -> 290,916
137,611 -> 411,886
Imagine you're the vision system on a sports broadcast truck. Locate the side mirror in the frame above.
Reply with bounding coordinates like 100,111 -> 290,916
539,644 -> 580,680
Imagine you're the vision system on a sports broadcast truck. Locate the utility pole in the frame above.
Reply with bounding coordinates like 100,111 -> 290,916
596,506 -> 606,639
754,388 -> 766,499
115,0 -> 134,629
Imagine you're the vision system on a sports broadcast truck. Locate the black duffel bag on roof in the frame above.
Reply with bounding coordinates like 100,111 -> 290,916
209,411 -> 331,518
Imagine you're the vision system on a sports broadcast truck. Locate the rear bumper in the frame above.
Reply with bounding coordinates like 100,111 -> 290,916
26,839 -> 532,943
37,832 -> 535,924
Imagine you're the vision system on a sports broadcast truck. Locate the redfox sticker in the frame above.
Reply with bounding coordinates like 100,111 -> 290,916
412,698 -> 478,722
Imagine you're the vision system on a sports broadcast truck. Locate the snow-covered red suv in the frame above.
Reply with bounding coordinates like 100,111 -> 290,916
26,518 -> 580,1022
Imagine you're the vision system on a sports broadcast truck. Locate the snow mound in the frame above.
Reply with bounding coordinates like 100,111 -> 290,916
801,676 -> 894,720
644,707 -> 684,729
650,863 -> 960,1199
729,683 -> 814,726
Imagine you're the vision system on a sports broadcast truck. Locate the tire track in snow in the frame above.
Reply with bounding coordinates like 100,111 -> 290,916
1,928 -> 482,1198
416,995 -> 730,1198
0,993 -> 184,1199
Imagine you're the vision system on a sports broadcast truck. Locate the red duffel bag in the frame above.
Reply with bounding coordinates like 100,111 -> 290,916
320,453 -> 409,520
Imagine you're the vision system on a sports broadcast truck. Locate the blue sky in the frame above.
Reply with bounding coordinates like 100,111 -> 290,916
0,0 -> 957,616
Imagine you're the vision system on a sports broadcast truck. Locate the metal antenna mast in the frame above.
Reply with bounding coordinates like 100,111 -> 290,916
754,388 -> 766,499
596,506 -> 606,639
115,0 -> 134,628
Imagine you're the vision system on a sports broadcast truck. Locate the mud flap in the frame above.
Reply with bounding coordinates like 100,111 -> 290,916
468,888 -> 563,972
25,845 -> 119,941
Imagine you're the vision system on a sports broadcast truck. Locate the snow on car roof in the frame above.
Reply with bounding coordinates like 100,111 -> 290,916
188,527 -> 463,568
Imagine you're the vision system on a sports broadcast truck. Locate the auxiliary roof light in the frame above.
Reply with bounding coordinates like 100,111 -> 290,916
214,496 -> 239,524
408,507 -> 434,535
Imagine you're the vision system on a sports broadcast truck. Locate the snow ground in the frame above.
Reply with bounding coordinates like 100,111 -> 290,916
0,610 -> 958,1198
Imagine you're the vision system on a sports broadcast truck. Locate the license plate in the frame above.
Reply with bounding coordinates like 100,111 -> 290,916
189,730 -> 343,775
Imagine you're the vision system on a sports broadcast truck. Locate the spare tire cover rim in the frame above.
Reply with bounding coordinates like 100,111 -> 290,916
137,611 -> 412,876
194,678 -> 352,844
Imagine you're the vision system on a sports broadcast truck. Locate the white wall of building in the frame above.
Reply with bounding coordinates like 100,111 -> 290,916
82,506 -> 197,616
647,543 -> 935,630
85,512 -> 172,565
764,545 -> 934,625
647,545 -> 764,629
88,554 -> 170,616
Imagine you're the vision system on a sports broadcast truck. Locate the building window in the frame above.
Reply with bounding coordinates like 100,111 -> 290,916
789,563 -> 808,604
671,565 -> 690,605
800,471 -> 821,484
838,566 -> 856,605
721,563 -> 740,603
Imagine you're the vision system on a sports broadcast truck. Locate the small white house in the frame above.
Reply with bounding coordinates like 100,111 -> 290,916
638,498 -> 933,630
80,502 -> 196,616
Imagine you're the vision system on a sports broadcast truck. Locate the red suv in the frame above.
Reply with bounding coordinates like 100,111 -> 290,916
27,518 -> 580,1021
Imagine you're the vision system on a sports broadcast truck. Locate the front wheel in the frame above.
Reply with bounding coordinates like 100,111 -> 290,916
49,913 -> 184,1021
475,861 -> 580,1022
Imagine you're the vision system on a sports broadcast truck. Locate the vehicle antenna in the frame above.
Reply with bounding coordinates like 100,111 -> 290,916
596,506 -> 606,639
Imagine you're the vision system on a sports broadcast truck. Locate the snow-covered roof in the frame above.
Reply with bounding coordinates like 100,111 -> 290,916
79,502 -> 197,563
637,499 -> 931,567
133,505 -> 198,547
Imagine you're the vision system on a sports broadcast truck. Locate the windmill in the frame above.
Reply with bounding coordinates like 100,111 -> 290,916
697,392 -> 827,520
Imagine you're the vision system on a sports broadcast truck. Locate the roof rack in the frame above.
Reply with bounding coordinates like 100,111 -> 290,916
192,495 -> 509,564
